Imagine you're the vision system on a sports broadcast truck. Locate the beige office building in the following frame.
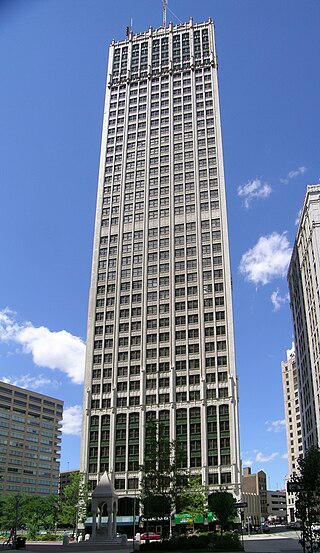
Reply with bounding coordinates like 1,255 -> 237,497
242,468 -> 268,522
281,344 -> 303,522
80,17 -> 241,507
0,381 -> 63,495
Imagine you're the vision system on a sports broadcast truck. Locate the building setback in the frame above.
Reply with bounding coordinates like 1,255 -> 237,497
0,381 -> 63,495
80,17 -> 241,506
287,185 -> 320,451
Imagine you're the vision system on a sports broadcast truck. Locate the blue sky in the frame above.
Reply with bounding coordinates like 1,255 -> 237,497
0,0 -> 319,490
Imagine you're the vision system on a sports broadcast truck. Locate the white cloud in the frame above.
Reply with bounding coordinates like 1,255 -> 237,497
256,451 -> 279,463
0,373 -> 60,390
0,308 -> 85,384
265,419 -> 286,433
280,166 -> 307,185
61,405 -> 82,436
271,288 -> 290,311
239,232 -> 292,285
237,178 -> 272,208
282,453 -> 288,459
242,458 -> 253,467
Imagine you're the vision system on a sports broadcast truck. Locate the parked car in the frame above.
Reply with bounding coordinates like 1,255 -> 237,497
140,532 -> 161,541
261,523 -> 271,533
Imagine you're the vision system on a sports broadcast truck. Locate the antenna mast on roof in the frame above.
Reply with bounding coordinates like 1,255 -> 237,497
163,0 -> 167,28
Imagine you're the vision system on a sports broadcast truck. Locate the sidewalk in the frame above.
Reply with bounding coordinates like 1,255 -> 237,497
25,542 -> 135,553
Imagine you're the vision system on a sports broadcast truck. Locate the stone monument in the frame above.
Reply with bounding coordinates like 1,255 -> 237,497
90,472 -> 120,543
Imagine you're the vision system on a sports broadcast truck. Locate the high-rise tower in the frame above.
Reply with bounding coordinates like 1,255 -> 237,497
281,344 -> 302,522
80,17 -> 241,505
287,185 -> 320,451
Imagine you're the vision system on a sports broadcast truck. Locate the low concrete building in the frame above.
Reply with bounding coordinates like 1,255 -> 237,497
267,490 -> 287,522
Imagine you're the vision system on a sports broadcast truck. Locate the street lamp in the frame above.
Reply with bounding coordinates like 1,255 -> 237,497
75,502 -> 81,539
169,512 -> 176,538
13,494 -> 21,549
133,494 -> 137,550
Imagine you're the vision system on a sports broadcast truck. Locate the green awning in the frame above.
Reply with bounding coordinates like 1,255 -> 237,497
174,512 -> 216,524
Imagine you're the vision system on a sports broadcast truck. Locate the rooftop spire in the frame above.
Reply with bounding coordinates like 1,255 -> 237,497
163,0 -> 167,28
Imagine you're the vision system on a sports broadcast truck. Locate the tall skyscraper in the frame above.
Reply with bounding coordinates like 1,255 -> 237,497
0,381 -> 63,495
288,185 -> 320,453
281,344 -> 302,522
80,17 -> 241,507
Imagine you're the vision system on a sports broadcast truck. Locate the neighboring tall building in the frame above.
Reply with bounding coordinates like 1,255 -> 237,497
281,344 -> 303,474
242,468 -> 268,522
281,344 -> 303,522
0,381 -> 63,495
287,185 -> 320,451
81,17 -> 241,507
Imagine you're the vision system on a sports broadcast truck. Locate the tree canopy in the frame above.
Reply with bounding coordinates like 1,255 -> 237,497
294,446 -> 320,552
177,476 -> 207,530
208,491 -> 237,534
140,421 -> 188,519
0,494 -> 58,538
58,472 -> 89,531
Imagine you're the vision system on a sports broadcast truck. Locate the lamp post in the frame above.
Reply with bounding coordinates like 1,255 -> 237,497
133,494 -> 137,550
13,494 -> 21,549
169,512 -> 175,539
75,502 -> 80,539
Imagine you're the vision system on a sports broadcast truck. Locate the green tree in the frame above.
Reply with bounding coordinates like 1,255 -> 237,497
140,420 -> 188,533
23,495 -> 58,538
0,494 -> 58,539
0,494 -> 24,535
208,491 -> 237,534
294,446 -> 320,552
177,476 -> 207,532
58,472 -> 89,532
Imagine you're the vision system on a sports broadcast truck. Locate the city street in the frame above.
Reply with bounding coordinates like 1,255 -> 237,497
243,528 -> 303,553
21,528 -> 303,553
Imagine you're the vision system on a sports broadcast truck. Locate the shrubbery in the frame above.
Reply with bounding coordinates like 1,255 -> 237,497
32,534 -> 59,541
140,531 -> 243,551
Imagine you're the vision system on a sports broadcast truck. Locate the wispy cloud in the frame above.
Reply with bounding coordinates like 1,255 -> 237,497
271,288 -> 290,311
280,166 -> 307,185
239,232 -> 292,285
61,405 -> 82,436
237,178 -> 272,208
256,451 -> 279,463
282,453 -> 288,459
0,308 -> 85,384
242,458 -> 253,467
265,419 -> 286,433
1,373 -> 60,390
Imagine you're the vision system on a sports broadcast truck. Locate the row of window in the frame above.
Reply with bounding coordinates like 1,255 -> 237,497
90,404 -> 227,423
113,38 -> 211,75
96,308 -> 225,323
100,222 -> 220,244
103,471 -> 231,491
96,325 -> 223,339
91,372 -> 227,392
91,357 -> 227,380
103,187 -> 219,209
90,387 -> 229,409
